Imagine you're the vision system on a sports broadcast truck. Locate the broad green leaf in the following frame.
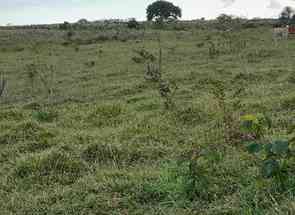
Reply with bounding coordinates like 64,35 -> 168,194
264,143 -> 273,155
241,114 -> 258,123
271,140 -> 289,155
246,142 -> 263,154
261,159 -> 279,178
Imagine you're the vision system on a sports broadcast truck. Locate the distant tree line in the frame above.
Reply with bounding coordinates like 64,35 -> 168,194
3,0 -> 295,31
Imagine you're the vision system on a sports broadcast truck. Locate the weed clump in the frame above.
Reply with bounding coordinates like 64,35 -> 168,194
82,142 -> 165,166
172,106 -> 208,126
22,101 -> 42,110
0,120 -> 55,145
19,140 -> 55,153
13,149 -> 87,185
81,143 -> 122,165
85,61 -> 96,67
0,109 -> 24,121
240,114 -> 271,141
246,48 -> 276,63
281,95 -> 295,110
132,48 -> 156,64
86,104 -> 123,127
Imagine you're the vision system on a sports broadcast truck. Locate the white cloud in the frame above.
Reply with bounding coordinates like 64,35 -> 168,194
221,0 -> 235,8
267,0 -> 282,9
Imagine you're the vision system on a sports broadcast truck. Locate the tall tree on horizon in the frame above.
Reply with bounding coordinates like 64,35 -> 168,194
279,6 -> 295,25
146,0 -> 182,23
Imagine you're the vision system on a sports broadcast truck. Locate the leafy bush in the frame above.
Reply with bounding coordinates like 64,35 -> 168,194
127,18 -> 140,29
216,14 -> 243,31
138,159 -> 210,205
32,110 -> 58,122
243,114 -> 292,189
59,21 -> 71,30
66,31 -> 75,40
217,14 -> 234,31
246,140 -> 291,188
240,114 -> 271,140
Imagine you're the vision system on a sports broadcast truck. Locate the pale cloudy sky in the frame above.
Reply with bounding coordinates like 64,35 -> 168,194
0,0 -> 295,25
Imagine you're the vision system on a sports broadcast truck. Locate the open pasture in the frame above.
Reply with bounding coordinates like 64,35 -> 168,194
0,24 -> 295,214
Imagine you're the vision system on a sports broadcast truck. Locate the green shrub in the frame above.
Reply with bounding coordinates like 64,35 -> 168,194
240,114 -> 271,140
32,110 -> 58,122
246,139 -> 291,189
138,160 -> 210,205
127,18 -> 140,29
59,21 -> 71,30
243,115 -> 293,190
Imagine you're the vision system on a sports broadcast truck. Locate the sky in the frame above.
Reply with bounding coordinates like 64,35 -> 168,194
0,0 -> 295,25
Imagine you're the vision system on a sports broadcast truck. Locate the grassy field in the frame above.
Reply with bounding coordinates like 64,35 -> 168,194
0,25 -> 295,214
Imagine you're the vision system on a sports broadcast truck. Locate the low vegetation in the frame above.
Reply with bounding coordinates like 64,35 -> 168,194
0,14 -> 295,214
